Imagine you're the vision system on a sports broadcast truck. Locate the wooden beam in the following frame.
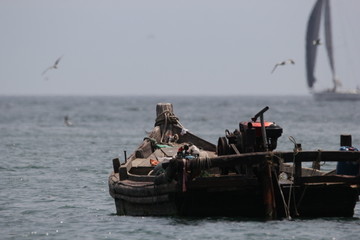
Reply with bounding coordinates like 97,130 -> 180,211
276,151 -> 360,163
198,151 -> 360,169
295,175 -> 360,184
112,158 -> 120,173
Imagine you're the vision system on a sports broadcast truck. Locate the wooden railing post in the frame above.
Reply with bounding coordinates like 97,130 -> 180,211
340,134 -> 352,147
262,157 -> 276,220
112,158 -> 120,173
294,158 -> 302,183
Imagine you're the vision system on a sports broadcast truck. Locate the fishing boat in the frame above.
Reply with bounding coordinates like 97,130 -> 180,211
305,0 -> 360,101
109,103 -> 360,219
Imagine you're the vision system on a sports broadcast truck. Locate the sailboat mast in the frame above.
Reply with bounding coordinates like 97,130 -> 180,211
323,0 -> 337,91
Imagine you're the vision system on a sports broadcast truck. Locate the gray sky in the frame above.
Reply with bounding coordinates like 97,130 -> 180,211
1,0 -> 360,96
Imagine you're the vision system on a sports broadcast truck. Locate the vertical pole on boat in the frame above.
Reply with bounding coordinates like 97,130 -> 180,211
156,103 -> 173,119
156,103 -> 174,141
260,114 -> 268,152
112,158 -> 120,173
253,106 -> 276,219
251,106 -> 269,151
262,156 -> 276,220
340,134 -> 352,147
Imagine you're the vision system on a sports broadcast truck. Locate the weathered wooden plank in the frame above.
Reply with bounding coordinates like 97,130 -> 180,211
148,126 -> 162,142
188,176 -> 259,190
109,173 -> 177,197
119,160 -> 132,180
112,158 -> 120,173
198,151 -> 360,168
294,159 -> 302,178
173,125 -> 216,151
295,175 -> 360,184
115,193 -> 170,204
199,153 -> 267,167
277,151 -> 360,163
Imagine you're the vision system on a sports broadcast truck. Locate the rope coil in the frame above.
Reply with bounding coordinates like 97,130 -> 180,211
155,110 -> 187,143
155,110 -> 180,126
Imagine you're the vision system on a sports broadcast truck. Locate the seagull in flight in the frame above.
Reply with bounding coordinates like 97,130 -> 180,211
42,56 -> 63,76
312,38 -> 322,46
271,59 -> 295,74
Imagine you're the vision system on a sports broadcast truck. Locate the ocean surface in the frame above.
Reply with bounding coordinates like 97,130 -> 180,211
1,95 -> 360,240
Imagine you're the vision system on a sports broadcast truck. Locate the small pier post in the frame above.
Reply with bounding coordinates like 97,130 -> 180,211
262,156 -> 276,220
155,103 -> 174,141
340,135 -> 352,147
156,103 -> 173,119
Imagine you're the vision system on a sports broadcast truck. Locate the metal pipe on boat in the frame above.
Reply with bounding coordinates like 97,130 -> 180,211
260,114 -> 268,152
262,158 -> 276,220
251,106 -> 269,151
251,106 -> 276,219
124,150 -> 127,163
251,106 -> 269,122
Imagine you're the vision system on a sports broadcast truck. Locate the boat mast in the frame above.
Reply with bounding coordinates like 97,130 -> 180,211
323,0 -> 337,91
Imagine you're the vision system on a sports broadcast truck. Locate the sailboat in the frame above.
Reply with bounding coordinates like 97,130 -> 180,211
306,0 -> 360,100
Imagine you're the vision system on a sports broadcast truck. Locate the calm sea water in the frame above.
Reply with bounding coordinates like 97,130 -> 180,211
1,95 -> 360,240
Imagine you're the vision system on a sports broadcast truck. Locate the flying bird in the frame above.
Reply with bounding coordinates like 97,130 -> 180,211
312,38 -> 322,46
271,59 -> 295,74
42,56 -> 63,76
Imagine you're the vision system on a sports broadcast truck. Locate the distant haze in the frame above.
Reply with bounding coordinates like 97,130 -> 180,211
1,0 -> 360,96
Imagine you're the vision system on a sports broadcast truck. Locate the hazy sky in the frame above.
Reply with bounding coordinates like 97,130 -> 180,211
1,0 -> 360,96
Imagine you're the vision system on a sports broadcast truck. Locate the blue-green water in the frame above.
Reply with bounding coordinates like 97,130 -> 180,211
1,95 -> 360,239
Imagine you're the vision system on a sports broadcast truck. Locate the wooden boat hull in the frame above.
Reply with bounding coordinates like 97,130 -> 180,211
108,103 -> 360,219
109,171 -> 359,218
109,172 -> 266,217
279,184 -> 359,218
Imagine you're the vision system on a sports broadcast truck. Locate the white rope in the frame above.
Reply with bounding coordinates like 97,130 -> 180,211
274,169 -> 292,220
